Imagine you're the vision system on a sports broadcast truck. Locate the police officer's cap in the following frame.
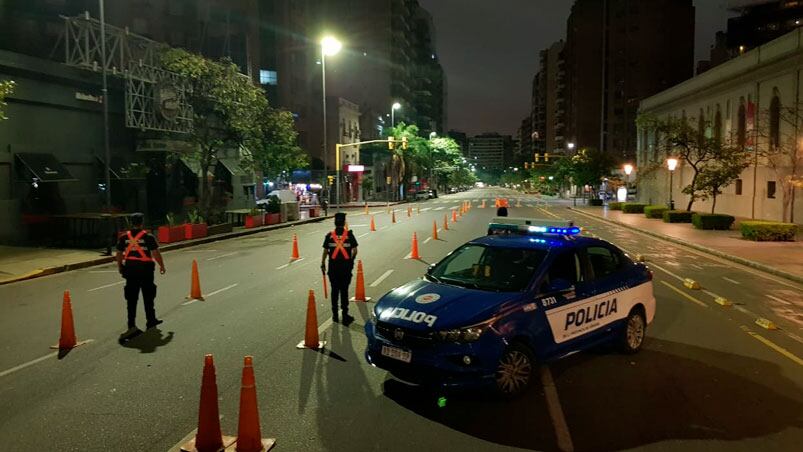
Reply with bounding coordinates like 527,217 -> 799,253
130,212 -> 145,225
334,212 -> 347,225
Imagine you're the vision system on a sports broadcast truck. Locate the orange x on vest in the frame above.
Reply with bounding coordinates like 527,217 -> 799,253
123,230 -> 154,262
329,230 -> 351,260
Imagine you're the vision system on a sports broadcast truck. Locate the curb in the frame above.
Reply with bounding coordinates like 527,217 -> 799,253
0,215 -> 332,286
568,207 -> 803,286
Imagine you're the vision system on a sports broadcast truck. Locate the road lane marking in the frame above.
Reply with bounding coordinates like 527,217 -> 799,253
0,339 -> 96,378
182,284 -> 238,305
357,232 -> 370,238
540,366 -> 574,452
276,257 -> 305,270
434,207 -> 445,211
659,281 -> 708,308
88,281 -> 124,292
740,326 -> 803,367
379,226 -> 389,231
722,276 -> 741,285
206,252 -> 237,261
308,230 -> 324,236
370,269 -> 394,287
423,237 -> 432,244
537,207 -> 561,219
766,294 -> 790,305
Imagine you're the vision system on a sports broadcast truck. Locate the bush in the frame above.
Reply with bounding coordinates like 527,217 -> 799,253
644,205 -> 669,219
740,221 -> 798,241
266,195 -> 281,214
589,198 -> 604,206
692,213 -> 735,230
622,203 -> 647,214
662,210 -> 694,223
608,202 -> 623,210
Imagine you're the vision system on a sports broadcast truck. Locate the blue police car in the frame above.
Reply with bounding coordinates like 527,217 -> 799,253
364,218 -> 656,396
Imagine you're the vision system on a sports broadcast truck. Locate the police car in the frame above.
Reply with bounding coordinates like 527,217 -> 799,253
364,218 -> 656,396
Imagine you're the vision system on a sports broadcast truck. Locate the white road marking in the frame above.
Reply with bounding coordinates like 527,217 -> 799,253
379,226 -> 389,231
206,252 -> 237,261
767,294 -> 790,305
423,237 -> 432,244
434,207 -> 445,211
370,269 -> 394,287
88,281 -> 125,292
277,258 -> 305,270
540,366 -> 574,452
276,263 -> 289,270
308,230 -> 324,236
722,276 -> 741,285
421,207 -> 432,212
182,284 -> 238,305
357,232 -> 370,238
0,339 -> 96,378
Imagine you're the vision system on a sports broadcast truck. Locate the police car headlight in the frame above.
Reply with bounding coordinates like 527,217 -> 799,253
437,326 -> 486,343
369,308 -> 378,323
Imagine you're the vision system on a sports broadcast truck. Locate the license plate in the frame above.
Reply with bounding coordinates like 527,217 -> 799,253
381,345 -> 412,363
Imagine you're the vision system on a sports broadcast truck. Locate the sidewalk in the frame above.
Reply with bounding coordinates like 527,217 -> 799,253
0,215 -> 333,285
570,206 -> 803,284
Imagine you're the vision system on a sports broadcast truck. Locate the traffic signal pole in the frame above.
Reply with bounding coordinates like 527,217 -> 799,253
335,137 -> 407,210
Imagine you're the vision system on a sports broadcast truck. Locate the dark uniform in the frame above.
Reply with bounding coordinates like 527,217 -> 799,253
117,228 -> 160,329
322,215 -> 358,323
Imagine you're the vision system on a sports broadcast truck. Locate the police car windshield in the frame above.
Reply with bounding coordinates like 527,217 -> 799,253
429,244 -> 547,292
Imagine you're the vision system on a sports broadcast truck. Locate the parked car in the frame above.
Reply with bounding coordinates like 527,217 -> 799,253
257,189 -> 296,207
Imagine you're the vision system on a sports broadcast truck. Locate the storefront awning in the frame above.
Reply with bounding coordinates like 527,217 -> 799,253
15,153 -> 77,182
217,158 -> 250,177
94,156 -> 147,180
178,157 -> 212,177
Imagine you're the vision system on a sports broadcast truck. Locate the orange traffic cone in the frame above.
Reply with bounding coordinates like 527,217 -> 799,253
391,210 -> 396,224
181,355 -> 236,452
408,232 -> 420,260
235,356 -> 275,452
290,234 -> 300,261
407,207 -> 412,218
432,221 -> 439,241
351,260 -> 371,302
364,203 -> 369,215
297,290 -> 325,350
481,199 -> 486,208
322,273 -> 329,299
370,215 -> 376,232
452,210 -> 457,223
51,290 -> 78,350
187,259 -> 204,301
443,214 -> 449,231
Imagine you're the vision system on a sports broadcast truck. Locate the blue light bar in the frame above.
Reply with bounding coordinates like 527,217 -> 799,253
488,218 -> 581,237
527,225 -> 581,235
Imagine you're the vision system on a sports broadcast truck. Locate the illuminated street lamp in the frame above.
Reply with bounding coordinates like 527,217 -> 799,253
567,142 -> 576,150
623,164 -> 634,176
391,102 -> 401,128
666,158 -> 678,210
320,35 -> 342,206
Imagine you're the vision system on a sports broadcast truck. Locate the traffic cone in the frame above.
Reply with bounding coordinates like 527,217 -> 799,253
364,203 -> 369,215
481,199 -> 486,208
370,215 -> 376,231
297,290 -> 325,350
290,234 -> 300,261
443,214 -> 449,231
407,207 -> 412,218
452,210 -> 457,223
391,210 -> 396,224
351,260 -> 371,302
432,221 -> 439,241
322,274 -> 329,299
408,232 -> 420,260
181,355 -> 236,452
51,290 -> 77,350
234,356 -> 275,452
187,259 -> 204,301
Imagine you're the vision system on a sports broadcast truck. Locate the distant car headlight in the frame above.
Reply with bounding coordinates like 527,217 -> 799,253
436,325 -> 488,343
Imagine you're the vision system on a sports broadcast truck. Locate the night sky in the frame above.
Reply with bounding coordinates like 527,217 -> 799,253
419,0 -> 735,137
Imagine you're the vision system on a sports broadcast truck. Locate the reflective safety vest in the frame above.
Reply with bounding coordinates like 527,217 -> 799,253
123,230 -> 154,263
328,229 -> 351,260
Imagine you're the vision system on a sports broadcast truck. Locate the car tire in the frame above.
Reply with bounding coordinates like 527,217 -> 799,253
494,342 -> 535,397
619,309 -> 646,354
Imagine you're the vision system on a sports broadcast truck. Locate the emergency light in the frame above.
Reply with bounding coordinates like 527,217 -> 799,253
488,218 -> 581,236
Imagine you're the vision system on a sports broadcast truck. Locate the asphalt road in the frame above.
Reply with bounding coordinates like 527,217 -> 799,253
0,187 -> 800,452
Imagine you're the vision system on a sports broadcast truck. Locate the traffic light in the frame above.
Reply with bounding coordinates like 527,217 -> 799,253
545,153 -> 549,162
535,153 -> 540,163
402,136 -> 409,150
388,138 -> 395,150
524,162 -> 529,169
327,175 -> 334,185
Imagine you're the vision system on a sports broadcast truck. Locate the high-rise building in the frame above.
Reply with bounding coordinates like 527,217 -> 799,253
565,0 -> 695,160
448,130 -> 468,155
468,133 -> 512,170
531,40 -> 566,158
517,116 -> 533,166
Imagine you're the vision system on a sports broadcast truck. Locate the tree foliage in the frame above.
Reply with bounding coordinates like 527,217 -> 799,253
755,100 -> 803,222
0,80 -> 15,121
694,145 -> 750,213
247,108 -> 308,180
566,148 -> 616,194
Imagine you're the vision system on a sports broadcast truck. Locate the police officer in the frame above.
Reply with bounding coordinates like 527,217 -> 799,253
321,212 -> 358,325
115,213 -> 166,338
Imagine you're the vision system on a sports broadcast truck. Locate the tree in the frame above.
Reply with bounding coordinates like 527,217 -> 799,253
448,167 -> 477,188
638,114 -> 720,211
569,148 -> 616,195
0,80 -> 15,120
755,99 -> 802,222
247,107 -> 308,180
695,144 -> 750,213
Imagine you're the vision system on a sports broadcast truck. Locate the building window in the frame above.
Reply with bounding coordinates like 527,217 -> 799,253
714,107 -> 722,144
259,70 -> 278,86
767,181 -> 776,199
735,179 -> 742,195
737,100 -> 747,147
769,92 -> 781,149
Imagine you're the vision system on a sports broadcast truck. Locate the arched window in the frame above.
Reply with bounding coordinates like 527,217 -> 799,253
737,98 -> 747,148
714,105 -> 722,144
769,90 -> 780,149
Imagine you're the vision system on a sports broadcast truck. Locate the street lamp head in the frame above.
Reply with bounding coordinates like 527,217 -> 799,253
321,36 -> 342,56
429,132 -> 437,139
392,102 -> 401,110
567,142 -> 576,150
623,164 -> 634,176
666,158 -> 679,172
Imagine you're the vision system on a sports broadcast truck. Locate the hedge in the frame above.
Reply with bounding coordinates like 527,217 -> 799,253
662,210 -> 694,223
692,213 -> 735,230
644,205 -> 669,219
740,221 -> 798,241
589,198 -> 604,206
608,202 -> 623,210
622,203 -> 647,214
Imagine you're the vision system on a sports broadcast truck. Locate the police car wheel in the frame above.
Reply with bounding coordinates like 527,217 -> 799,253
494,343 -> 534,397
620,310 -> 646,354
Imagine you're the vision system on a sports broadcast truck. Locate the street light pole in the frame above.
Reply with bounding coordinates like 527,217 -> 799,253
667,158 -> 678,210
99,0 -> 111,212
391,102 -> 401,128
320,36 -> 342,207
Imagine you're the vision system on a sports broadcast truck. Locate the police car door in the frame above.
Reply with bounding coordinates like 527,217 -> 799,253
537,249 -> 596,358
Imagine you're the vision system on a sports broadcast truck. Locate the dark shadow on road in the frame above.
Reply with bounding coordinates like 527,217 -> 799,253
549,338 -> 803,451
297,337 -> 321,415
120,328 -> 174,353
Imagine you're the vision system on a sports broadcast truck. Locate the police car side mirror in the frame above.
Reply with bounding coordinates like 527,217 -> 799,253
545,278 -> 573,294
426,263 -> 436,275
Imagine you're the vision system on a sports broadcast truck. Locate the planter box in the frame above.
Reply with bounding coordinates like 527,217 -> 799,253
157,225 -> 185,243
265,213 -> 281,225
244,214 -> 264,228
207,223 -> 233,236
184,223 -> 208,240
